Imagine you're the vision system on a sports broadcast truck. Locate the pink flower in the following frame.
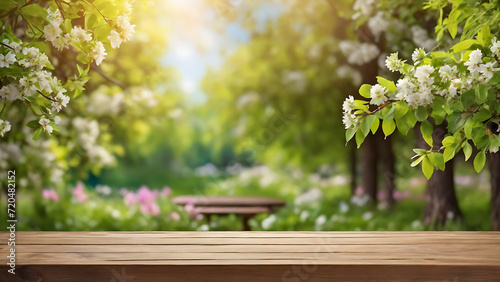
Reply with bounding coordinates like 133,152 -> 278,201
169,211 -> 180,221
123,191 -> 137,207
195,214 -> 204,221
72,182 -> 88,203
42,189 -> 59,202
140,202 -> 160,216
136,185 -> 156,204
377,191 -> 386,201
393,190 -> 411,200
161,186 -> 172,197
355,187 -> 364,196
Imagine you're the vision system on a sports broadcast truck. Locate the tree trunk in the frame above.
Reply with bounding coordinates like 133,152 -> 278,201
382,134 -> 396,208
362,133 -> 378,204
489,152 -> 500,231
349,142 -> 357,197
422,122 -> 462,227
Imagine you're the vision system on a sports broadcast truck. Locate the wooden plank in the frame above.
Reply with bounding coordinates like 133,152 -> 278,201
4,231 -> 500,238
2,265 -> 500,282
196,206 -> 271,215
171,196 -> 286,207
1,232 -> 499,280
12,235 -> 500,245
8,243 -> 499,254
10,251 -> 500,265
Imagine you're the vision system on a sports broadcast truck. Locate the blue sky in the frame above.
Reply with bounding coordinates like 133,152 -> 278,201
160,0 -> 283,104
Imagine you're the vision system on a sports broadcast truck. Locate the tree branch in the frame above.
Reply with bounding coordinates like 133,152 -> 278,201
90,64 -> 126,89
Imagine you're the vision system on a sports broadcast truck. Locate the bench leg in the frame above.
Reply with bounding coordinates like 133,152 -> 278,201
242,215 -> 254,231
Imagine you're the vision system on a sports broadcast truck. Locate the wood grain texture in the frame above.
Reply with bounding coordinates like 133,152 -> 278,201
195,206 -> 271,215
171,195 -> 286,207
1,232 -> 499,281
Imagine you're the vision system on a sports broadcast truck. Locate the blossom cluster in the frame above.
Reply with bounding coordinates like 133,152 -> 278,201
342,38 -> 500,129
339,40 -> 380,66
122,186 -> 171,216
0,39 -> 69,135
42,7 -> 135,66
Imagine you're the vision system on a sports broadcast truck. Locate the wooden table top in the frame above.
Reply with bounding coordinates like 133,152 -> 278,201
171,195 -> 286,207
2,231 -> 500,266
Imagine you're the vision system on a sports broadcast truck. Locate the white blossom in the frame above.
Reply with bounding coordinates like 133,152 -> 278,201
0,119 -> 11,137
412,48 -> 426,63
43,22 -> 62,42
368,12 -> 389,37
51,91 -> 70,112
438,65 -> 458,81
39,116 -> 53,134
2,39 -> 22,53
108,30 -> 122,49
0,84 -> 20,101
490,37 -> 500,57
342,113 -> 358,129
261,214 -> 276,230
315,215 -> 327,227
352,0 -> 375,20
0,52 -> 17,68
70,26 -> 92,43
370,84 -> 388,105
116,15 -> 135,42
415,65 -> 435,85
47,8 -> 63,26
411,26 -> 436,50
51,35 -> 70,51
90,41 -> 107,66
340,41 -> 380,65
342,95 -> 355,113
385,52 -> 405,73
395,77 -> 416,101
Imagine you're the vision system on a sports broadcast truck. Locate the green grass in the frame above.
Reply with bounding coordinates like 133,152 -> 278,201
1,165 -> 493,231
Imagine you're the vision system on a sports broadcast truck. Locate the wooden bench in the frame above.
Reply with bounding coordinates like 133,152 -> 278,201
1,232 -> 500,281
172,196 -> 286,230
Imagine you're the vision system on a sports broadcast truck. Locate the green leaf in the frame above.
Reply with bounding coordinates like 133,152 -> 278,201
477,25 -> 491,46
451,39 -> 478,53
420,120 -> 433,147
473,151 -> 486,173
355,129 -> 365,148
346,128 -> 356,143
395,102 -> 408,118
26,120 -> 39,128
376,76 -> 396,92
442,136 -> 457,147
443,146 -> 456,162
32,128 -> 43,140
359,84 -> 372,99
413,148 -> 428,155
474,84 -> 488,104
428,153 -> 445,171
464,118 -> 474,139
382,118 -> 396,137
411,155 -> 425,167
422,156 -> 434,180
414,107 -> 430,121
360,115 -> 376,137
463,142 -> 472,161
0,65 -> 25,78
395,117 -> 410,135
448,21 -> 458,39
370,117 -> 379,135
86,13 -> 98,29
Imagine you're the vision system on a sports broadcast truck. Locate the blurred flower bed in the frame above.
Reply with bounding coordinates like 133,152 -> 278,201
2,165 -> 491,231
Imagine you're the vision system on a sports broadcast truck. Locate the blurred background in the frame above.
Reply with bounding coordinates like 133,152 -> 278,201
0,0 -> 493,231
